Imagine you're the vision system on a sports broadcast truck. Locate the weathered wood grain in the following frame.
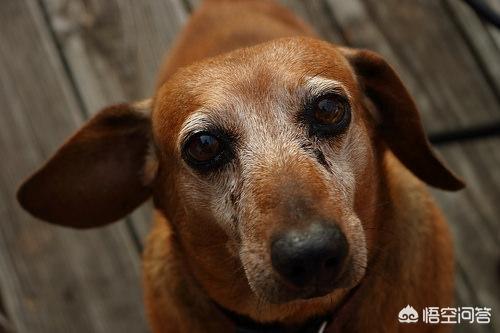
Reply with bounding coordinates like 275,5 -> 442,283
0,312 -> 15,333
42,0 -> 187,111
0,1 -> 148,332
484,0 -> 500,52
433,138 -> 500,332
40,0 -> 189,242
454,265 -> 493,333
462,0 -> 500,52
0,285 -> 14,333
443,0 -> 500,97
280,0 -> 344,43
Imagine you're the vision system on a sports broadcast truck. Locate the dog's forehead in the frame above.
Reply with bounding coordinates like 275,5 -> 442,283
152,38 -> 357,147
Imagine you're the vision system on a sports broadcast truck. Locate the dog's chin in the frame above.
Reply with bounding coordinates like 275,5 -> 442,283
246,259 -> 364,305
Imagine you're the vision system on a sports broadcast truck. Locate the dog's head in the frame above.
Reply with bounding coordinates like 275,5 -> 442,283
17,37 -> 463,321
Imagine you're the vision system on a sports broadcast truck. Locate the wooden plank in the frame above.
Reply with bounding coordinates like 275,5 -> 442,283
323,0 -> 500,134
42,0 -> 188,111
0,286 -> 15,333
279,0 -> 344,43
186,0 -> 345,42
0,1 -> 148,332
484,0 -> 500,51
454,266 -> 492,333
41,0 -> 189,242
0,312 -> 15,333
461,0 -> 500,52
442,0 -> 500,103
433,137 -> 500,332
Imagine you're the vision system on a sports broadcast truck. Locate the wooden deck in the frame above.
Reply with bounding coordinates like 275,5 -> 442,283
0,0 -> 498,332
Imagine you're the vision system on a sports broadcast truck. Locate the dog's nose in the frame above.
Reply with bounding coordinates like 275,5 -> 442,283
271,222 -> 348,288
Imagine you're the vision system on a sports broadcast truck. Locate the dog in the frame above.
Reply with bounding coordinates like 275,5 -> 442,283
17,0 -> 465,332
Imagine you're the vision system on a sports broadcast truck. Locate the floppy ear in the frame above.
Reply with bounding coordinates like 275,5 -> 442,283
17,101 -> 155,228
341,48 -> 464,191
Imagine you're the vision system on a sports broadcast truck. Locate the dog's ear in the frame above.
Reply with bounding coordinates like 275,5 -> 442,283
341,48 -> 464,191
17,101 -> 156,228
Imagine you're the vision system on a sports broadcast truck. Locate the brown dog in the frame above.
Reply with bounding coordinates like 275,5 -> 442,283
17,0 -> 464,332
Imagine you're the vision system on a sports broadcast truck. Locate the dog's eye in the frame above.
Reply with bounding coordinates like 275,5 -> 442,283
183,132 -> 231,171
306,93 -> 351,137
186,133 -> 221,162
313,94 -> 345,124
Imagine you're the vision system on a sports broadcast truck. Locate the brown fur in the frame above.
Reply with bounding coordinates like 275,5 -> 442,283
17,0 -> 464,332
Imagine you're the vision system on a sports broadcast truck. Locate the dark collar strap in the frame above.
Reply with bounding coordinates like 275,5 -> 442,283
215,303 -> 330,333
